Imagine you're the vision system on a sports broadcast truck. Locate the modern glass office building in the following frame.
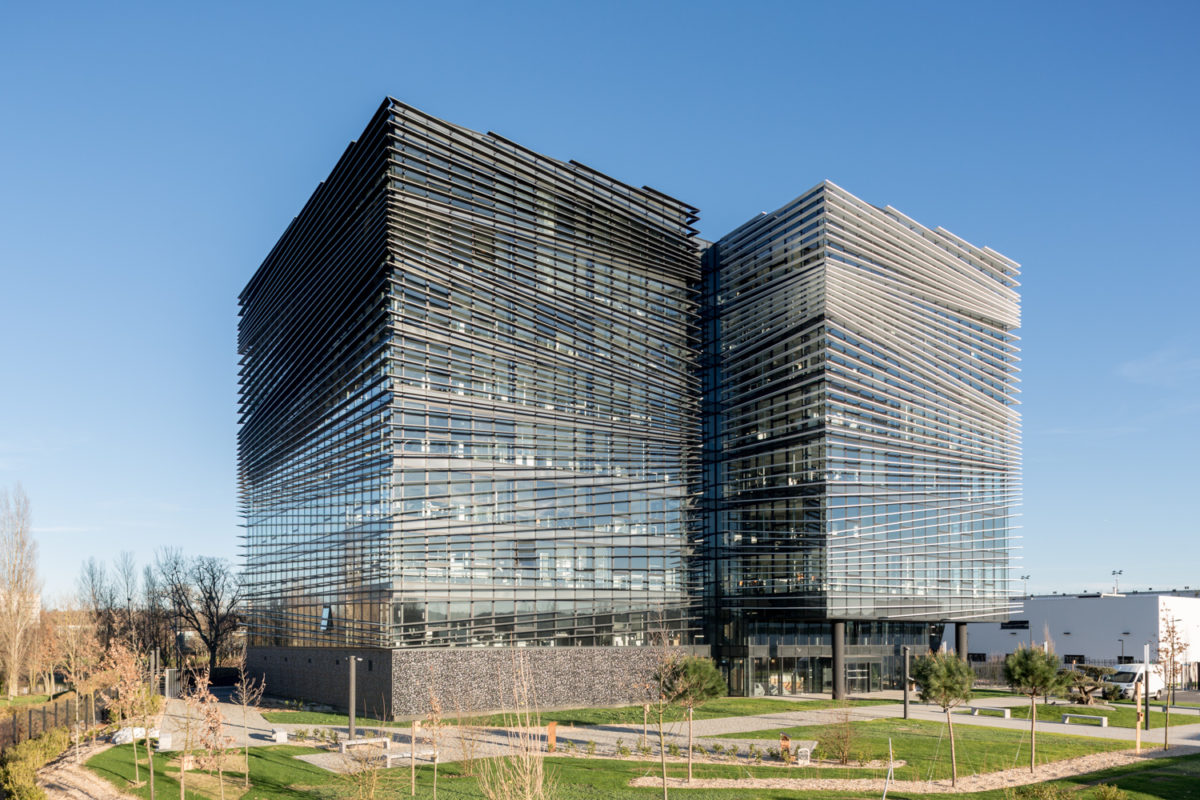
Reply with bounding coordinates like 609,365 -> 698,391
702,182 -> 1020,695
239,99 -> 703,707
240,102 -> 1019,711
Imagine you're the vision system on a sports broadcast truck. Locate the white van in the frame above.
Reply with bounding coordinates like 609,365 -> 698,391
1105,663 -> 1165,701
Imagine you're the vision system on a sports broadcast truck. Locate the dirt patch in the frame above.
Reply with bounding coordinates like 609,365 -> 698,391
37,741 -> 141,800
629,745 -> 1200,794
180,757 -> 249,798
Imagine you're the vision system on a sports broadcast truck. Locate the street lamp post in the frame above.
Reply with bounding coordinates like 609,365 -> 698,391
348,657 -> 364,740
1112,570 -> 1123,594
1118,638 -> 1125,661
1020,575 -> 1031,598
901,646 -> 911,720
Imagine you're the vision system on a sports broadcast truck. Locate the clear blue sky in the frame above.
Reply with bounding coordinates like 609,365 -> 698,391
1,1 -> 1197,602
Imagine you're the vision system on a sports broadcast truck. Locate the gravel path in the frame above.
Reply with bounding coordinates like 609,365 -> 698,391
37,741 -> 141,800
629,744 -> 1200,793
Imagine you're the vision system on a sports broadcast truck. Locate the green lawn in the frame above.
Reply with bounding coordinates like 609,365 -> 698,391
999,702 -> 1198,729
260,709 -> 397,728
89,744 -> 1200,800
260,696 -> 893,729
967,750 -> 1200,800
719,717 -> 1129,782
1113,697 -> 1200,709
88,743 -> 340,800
0,693 -> 54,709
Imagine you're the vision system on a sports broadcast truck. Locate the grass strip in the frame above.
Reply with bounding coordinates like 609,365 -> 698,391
89,742 -> 1200,800
718,717 -> 1129,782
1001,701 -> 1197,728
260,696 -> 894,728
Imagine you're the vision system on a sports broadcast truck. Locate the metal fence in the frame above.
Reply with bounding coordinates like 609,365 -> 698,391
0,694 -> 97,750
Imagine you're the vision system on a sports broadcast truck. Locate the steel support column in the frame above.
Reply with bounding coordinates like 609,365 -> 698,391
955,622 -> 968,659
832,620 -> 846,700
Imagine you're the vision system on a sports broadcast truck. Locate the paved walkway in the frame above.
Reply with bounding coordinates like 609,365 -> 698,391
157,687 -> 276,750
157,686 -> 1200,769
849,700 -> 1200,748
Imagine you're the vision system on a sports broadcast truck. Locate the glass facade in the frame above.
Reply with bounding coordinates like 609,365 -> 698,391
240,99 -> 703,651
703,182 -> 1019,689
241,102 -> 1020,698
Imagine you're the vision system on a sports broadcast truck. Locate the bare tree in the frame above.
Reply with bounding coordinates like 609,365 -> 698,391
1157,614 -> 1187,751
158,551 -> 242,671
180,669 -> 209,800
78,557 -> 117,648
142,564 -> 174,667
56,600 -> 103,761
105,642 -> 149,785
115,551 -> 140,649
196,678 -> 232,800
233,649 -> 265,789
0,485 -> 40,700
24,610 -> 58,697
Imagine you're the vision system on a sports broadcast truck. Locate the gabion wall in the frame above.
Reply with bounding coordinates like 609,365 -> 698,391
391,646 -> 698,717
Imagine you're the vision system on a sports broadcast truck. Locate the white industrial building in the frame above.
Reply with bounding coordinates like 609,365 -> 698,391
967,590 -> 1200,673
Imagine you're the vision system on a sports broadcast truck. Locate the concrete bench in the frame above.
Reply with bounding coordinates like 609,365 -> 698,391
340,736 -> 393,753
964,706 -> 1012,718
1062,713 -> 1108,727
381,749 -> 436,767
271,729 -> 289,743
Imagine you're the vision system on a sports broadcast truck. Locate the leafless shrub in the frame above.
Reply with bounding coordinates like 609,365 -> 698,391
477,651 -> 554,800
454,702 -> 480,776
341,744 -> 384,800
424,688 -> 446,800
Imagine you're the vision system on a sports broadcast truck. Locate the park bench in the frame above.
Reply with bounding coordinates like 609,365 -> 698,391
381,749 -> 437,767
340,736 -> 393,753
271,729 -> 289,743
963,706 -> 1012,718
1061,713 -> 1107,727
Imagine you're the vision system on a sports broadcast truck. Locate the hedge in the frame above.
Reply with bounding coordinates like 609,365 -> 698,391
1,727 -> 70,800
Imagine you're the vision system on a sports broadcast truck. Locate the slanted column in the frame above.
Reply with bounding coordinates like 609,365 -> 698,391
831,620 -> 846,700
955,622 -> 969,659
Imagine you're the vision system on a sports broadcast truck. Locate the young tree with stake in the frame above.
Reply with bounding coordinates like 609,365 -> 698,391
1004,644 -> 1067,773
911,651 -> 974,787
1157,614 -> 1187,751
104,642 -> 146,786
659,656 -> 726,784
233,650 -> 265,789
